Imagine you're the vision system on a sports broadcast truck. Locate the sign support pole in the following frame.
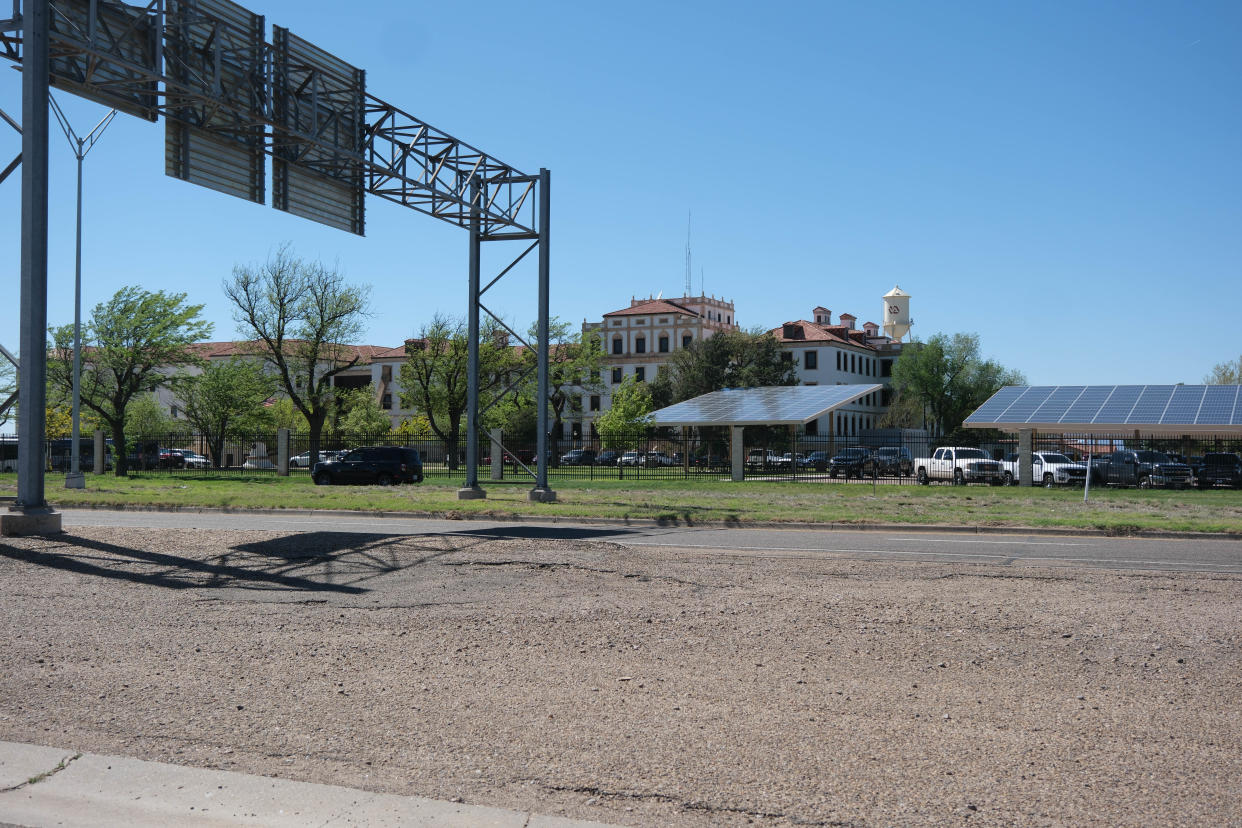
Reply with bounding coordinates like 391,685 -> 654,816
5,0 -> 62,535
459,175 -> 484,499
530,168 -> 555,502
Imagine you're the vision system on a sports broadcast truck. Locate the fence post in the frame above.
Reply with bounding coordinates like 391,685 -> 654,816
93,429 -> 104,474
277,428 -> 290,476
490,428 -> 503,481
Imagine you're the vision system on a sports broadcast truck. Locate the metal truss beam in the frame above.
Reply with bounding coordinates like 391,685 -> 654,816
0,0 -> 538,236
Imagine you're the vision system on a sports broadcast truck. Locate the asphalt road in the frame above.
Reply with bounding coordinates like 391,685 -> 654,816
60,508 -> 1242,574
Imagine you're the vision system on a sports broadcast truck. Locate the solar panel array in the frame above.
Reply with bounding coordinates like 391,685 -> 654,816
965,385 -> 1242,431
649,385 -> 883,426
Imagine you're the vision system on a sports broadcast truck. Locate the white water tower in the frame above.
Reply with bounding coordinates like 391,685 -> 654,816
882,285 -> 912,342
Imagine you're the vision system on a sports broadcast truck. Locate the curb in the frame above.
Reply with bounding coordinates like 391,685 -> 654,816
51,502 -> 1242,542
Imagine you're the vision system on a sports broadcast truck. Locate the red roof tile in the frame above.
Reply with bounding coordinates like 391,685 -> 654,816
603,299 -> 700,318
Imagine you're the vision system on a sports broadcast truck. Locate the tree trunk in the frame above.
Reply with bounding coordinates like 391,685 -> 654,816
307,411 -> 326,469
111,419 -> 128,477
444,413 -> 462,471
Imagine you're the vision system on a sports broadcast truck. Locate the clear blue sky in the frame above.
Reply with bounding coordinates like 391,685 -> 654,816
2,0 -> 1239,385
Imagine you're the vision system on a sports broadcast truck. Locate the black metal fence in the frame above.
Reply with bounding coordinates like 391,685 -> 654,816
3,430 -> 1241,488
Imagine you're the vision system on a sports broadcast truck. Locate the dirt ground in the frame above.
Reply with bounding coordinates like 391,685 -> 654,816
0,526 -> 1239,827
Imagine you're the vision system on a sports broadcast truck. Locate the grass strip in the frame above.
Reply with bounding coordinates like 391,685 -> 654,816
3,473 -> 1241,534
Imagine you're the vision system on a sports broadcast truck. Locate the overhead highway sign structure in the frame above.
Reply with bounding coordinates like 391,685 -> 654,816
1,0 -> 555,532
965,385 -> 1242,435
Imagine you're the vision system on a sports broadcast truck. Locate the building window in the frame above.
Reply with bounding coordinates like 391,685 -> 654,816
612,337 -> 623,355
635,367 -> 645,382
590,368 -> 600,382
804,350 -> 817,370
658,335 -> 669,353
836,351 -> 842,371
381,394 -> 392,410
781,351 -> 793,363
682,335 -> 692,349
611,320 -> 623,326
170,405 -> 179,419
635,336 -> 646,354
590,395 -> 601,411
611,367 -> 623,383
850,354 -> 856,373
881,359 -> 893,377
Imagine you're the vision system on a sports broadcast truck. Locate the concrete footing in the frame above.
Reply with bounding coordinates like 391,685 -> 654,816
528,488 -> 557,503
64,473 -> 85,489
456,486 -> 487,500
1,508 -> 63,536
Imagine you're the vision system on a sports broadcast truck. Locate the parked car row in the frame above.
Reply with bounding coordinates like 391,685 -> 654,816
911,447 -> 1242,489
744,446 -> 914,477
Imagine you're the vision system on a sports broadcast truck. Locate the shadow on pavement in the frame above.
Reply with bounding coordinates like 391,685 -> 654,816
0,533 -> 376,594
445,525 -> 640,541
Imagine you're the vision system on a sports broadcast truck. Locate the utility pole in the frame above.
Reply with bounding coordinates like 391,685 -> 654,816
50,94 -> 116,488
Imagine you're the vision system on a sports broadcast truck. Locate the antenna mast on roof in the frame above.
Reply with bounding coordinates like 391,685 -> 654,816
684,210 -> 692,297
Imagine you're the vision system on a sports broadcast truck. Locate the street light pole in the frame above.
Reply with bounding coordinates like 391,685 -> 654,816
49,95 -> 115,488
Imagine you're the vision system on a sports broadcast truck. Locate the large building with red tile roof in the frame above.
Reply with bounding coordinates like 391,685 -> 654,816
573,293 -> 740,441
766,307 -> 906,439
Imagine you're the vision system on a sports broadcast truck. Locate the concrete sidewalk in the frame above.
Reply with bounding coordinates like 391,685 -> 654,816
0,741 -> 616,828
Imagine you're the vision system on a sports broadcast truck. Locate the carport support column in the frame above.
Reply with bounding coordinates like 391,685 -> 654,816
1018,429 -> 1034,487
731,425 -> 744,482
458,176 -> 485,501
277,428 -> 290,476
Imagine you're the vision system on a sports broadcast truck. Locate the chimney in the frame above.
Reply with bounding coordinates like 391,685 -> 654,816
813,306 -> 831,325
839,312 -> 856,330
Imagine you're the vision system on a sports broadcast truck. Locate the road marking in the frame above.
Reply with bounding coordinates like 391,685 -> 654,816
885,537 -> 1089,547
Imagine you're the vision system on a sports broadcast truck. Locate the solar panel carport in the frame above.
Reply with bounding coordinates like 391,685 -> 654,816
649,385 -> 883,480
965,385 -> 1242,434
965,385 -> 1242,486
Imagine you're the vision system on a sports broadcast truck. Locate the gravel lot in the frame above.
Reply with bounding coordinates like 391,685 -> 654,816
1,526 -> 1240,827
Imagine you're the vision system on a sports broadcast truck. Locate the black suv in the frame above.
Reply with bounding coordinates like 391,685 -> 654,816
829,447 -> 874,478
312,446 -> 423,486
1195,452 -> 1242,489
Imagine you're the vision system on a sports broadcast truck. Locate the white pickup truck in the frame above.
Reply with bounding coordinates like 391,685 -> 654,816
914,447 -> 1005,485
1000,451 -> 1089,487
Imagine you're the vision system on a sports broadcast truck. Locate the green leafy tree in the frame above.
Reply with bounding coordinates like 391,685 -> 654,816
125,393 -> 184,441
48,287 -> 212,476
1204,356 -> 1242,385
650,329 -> 797,408
172,359 -> 275,467
885,333 -> 1025,438
398,313 -> 515,470
224,246 -> 371,469
520,318 -> 605,443
268,397 -> 308,433
333,387 -> 392,437
594,376 -> 652,450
